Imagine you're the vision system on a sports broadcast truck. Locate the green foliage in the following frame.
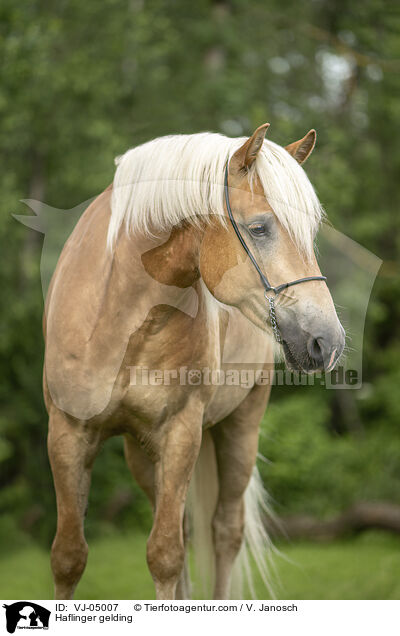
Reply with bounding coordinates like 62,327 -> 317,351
0,0 -> 399,547
259,388 -> 400,517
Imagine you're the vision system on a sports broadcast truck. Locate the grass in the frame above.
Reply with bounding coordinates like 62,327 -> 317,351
0,530 -> 399,600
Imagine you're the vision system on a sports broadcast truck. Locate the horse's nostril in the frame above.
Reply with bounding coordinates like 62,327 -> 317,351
307,337 -> 324,365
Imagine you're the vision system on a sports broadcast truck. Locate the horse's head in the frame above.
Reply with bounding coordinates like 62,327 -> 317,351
200,124 -> 345,373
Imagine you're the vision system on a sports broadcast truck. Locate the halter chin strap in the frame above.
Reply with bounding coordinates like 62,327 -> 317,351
223,162 -> 327,341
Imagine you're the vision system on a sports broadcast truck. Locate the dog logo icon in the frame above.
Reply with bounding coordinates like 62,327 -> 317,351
2,602 -> 50,633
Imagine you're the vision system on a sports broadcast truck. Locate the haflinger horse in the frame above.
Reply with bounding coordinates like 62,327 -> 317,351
43,123 -> 345,600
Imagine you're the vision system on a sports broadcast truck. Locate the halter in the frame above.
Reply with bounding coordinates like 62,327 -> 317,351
224,163 -> 327,342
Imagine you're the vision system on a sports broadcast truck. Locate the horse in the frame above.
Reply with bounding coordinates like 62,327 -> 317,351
43,123 -> 345,600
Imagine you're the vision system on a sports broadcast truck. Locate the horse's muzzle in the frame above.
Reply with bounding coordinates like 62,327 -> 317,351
280,322 -> 345,373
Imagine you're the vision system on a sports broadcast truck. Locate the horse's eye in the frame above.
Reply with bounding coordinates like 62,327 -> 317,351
248,222 -> 267,237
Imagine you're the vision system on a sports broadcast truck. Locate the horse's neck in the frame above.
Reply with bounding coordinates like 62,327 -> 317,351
45,192 -> 210,419
137,222 -> 201,289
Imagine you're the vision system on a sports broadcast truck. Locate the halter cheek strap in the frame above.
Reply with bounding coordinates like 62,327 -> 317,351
223,163 -> 327,342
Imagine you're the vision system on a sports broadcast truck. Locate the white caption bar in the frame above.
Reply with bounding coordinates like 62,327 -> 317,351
1,599 -> 398,635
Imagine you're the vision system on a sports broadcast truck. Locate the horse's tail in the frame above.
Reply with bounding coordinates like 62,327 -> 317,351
187,429 -> 276,599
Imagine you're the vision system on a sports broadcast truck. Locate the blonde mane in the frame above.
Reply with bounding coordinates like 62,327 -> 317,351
108,131 -> 324,257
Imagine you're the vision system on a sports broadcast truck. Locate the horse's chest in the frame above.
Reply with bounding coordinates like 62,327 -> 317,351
117,305 -> 272,429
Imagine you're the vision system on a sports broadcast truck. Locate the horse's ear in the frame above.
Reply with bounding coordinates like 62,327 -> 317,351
285,129 -> 316,164
230,123 -> 270,172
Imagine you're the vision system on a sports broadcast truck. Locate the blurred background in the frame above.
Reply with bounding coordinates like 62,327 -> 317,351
1,0 -> 399,599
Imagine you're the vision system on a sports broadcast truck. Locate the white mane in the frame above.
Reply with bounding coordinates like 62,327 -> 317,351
108,132 -> 324,257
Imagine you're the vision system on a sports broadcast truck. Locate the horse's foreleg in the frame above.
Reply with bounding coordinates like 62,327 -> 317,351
124,433 -> 155,507
48,408 -> 101,600
146,399 -> 202,600
124,433 -> 191,599
211,382 -> 270,599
